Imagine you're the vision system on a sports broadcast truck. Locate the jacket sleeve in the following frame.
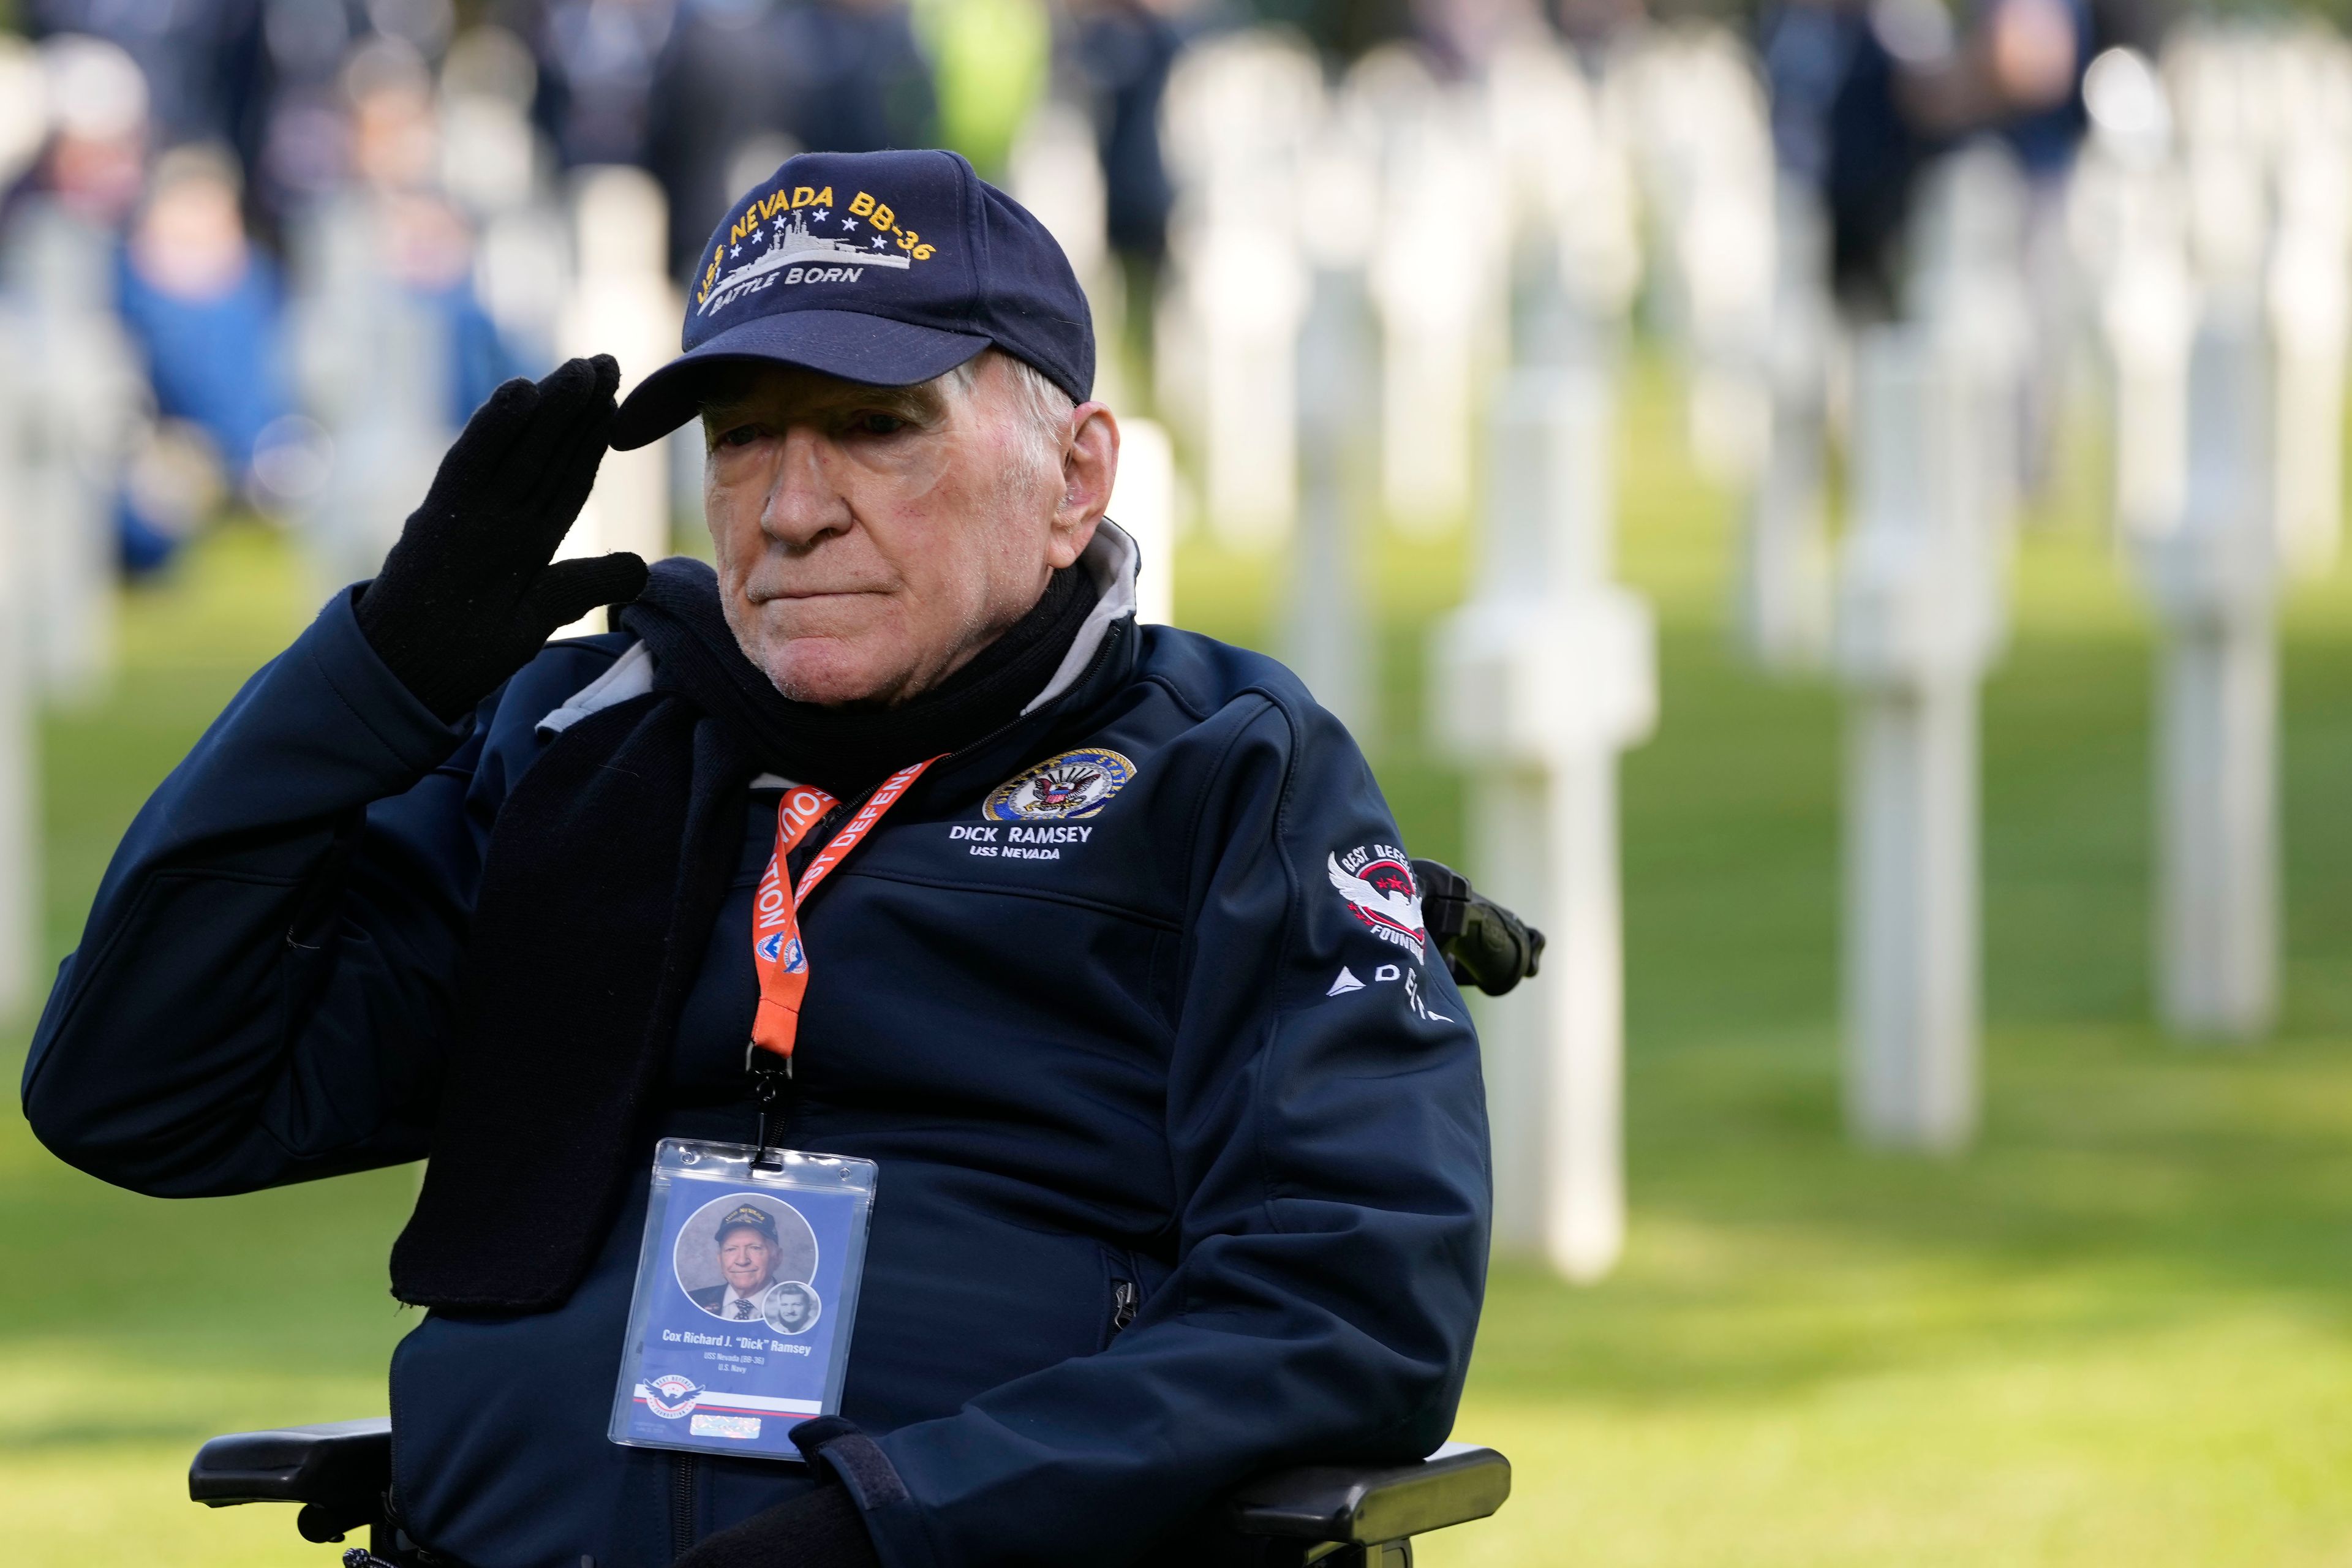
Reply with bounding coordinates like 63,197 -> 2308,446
851,696 -> 1492,1568
18,590 -> 499,1197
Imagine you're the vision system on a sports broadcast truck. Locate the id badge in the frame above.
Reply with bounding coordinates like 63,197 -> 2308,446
608,1138 -> 877,1461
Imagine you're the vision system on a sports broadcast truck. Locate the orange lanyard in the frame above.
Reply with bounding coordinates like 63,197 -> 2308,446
748,756 -> 941,1068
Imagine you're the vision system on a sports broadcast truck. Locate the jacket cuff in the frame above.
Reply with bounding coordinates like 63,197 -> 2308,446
794,1419 -> 940,1568
298,584 -> 473,778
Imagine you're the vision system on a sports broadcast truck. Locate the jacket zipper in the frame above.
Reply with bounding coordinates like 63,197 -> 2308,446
1111,1278 -> 1139,1336
669,1452 -> 698,1560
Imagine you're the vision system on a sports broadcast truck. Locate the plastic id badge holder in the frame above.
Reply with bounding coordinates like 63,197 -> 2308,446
610,1139 -> 877,1461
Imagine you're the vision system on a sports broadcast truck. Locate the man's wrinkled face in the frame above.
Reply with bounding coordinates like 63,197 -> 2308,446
718,1229 -> 777,1295
699,353 -> 1117,707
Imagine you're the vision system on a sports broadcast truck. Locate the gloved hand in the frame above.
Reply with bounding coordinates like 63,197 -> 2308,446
671,1483 -> 883,1568
355,354 -> 650,722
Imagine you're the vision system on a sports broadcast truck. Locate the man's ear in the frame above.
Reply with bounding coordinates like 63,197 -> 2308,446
1048,402 -> 1118,569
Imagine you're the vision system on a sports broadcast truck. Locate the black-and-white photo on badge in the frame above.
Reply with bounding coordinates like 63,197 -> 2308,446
763,1280 -> 822,1335
673,1194 -> 820,1324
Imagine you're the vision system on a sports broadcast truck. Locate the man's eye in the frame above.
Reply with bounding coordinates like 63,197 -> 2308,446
852,412 -> 906,436
716,424 -> 761,448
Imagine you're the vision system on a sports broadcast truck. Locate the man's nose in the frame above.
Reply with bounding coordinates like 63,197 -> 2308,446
760,426 -> 853,548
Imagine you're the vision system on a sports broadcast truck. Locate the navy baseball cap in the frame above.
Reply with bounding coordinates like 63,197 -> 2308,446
715,1205 -> 778,1245
610,148 -> 1093,450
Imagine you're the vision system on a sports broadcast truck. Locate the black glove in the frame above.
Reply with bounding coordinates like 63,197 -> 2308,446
670,1483 -> 883,1568
355,354 -> 650,722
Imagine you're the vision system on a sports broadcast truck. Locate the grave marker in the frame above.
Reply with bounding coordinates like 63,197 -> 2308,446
1430,367 -> 1656,1279
1836,327 -> 2003,1149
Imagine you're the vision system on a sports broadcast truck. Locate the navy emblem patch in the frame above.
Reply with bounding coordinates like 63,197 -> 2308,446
985,748 -> 1136,821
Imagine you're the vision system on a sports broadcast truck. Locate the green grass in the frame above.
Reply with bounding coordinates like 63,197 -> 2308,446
11,356 -> 2352,1564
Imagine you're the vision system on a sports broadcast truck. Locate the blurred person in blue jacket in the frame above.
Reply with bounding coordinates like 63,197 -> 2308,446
23,147 -> 1489,1568
115,144 -> 293,567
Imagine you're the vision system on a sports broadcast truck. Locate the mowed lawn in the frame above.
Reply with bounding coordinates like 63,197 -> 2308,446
10,355 -> 2352,1566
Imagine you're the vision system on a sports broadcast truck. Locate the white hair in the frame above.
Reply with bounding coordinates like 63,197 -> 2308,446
945,349 -> 1074,482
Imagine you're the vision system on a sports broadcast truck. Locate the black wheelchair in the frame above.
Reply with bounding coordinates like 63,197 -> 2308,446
188,1419 -> 1510,1567
184,862 -> 1536,1567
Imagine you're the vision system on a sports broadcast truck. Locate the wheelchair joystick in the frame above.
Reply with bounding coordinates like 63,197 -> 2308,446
1412,859 -> 1546,997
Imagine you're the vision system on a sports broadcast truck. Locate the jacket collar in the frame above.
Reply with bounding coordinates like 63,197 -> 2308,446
1024,518 -> 1137,716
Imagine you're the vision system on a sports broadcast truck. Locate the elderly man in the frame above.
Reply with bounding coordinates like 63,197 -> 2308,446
693,1206 -> 786,1320
22,151 -> 1489,1568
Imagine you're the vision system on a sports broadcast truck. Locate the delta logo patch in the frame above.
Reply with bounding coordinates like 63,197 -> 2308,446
985,749 -> 1136,821
1328,845 -> 1426,959
644,1374 -> 702,1420
695,184 -> 940,316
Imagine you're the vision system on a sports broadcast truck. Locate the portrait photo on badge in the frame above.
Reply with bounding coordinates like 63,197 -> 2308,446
762,1279 -> 822,1335
672,1193 -> 820,1323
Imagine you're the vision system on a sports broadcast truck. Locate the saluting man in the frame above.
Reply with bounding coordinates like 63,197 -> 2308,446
23,149 -> 1491,1568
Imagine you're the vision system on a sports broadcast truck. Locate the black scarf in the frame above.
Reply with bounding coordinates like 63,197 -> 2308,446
390,557 -> 1099,1311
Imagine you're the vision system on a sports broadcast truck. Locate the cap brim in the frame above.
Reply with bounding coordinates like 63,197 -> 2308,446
610,311 -> 993,450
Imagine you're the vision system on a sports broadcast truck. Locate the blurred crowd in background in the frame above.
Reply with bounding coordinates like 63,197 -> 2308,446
0,0 -> 2301,586
0,0 -> 1195,579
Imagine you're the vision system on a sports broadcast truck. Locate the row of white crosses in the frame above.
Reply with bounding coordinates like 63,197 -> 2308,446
2169,23 -> 2352,578
0,37 -> 155,1016
1618,28 -> 1781,488
1156,32 -> 1371,730
1162,29 -> 1660,1277
2075,28 -> 2352,1040
1612,29 -> 1838,677
1156,33 -> 1319,555
1159,36 -> 1519,552
1616,36 -> 2029,1141
1615,26 -> 2014,1147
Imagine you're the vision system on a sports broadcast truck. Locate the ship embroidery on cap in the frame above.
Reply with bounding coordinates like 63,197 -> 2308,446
696,186 -> 940,315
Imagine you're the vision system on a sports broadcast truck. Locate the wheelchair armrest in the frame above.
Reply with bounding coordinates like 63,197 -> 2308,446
189,1417 -> 391,1511
1227,1442 -> 1510,1546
